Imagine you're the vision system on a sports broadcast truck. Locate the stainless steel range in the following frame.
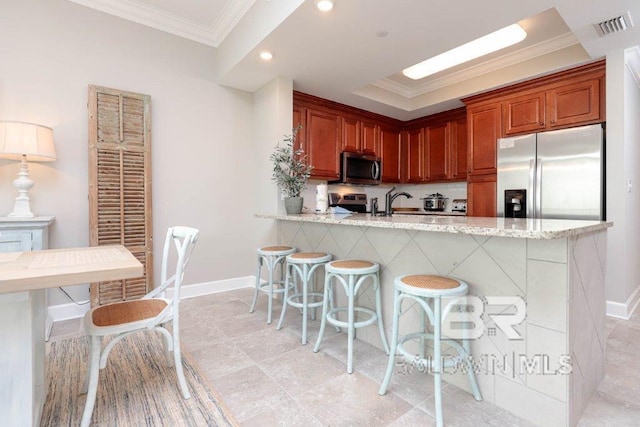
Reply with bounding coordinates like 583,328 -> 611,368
328,192 -> 367,213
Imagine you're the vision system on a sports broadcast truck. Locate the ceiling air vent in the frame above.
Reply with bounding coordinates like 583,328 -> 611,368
595,11 -> 634,37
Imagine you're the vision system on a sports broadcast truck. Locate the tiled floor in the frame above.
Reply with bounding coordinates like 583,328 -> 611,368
50,289 -> 640,426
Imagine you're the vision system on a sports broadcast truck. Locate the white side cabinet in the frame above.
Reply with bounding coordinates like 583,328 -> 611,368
0,216 -> 54,427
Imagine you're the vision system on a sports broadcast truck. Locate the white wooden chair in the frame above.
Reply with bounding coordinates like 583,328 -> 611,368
80,226 -> 199,427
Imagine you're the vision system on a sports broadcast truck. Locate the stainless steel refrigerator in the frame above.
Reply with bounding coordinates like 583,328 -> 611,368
496,123 -> 605,220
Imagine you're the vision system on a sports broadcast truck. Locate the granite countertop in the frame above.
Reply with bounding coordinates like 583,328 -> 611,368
256,213 -> 612,239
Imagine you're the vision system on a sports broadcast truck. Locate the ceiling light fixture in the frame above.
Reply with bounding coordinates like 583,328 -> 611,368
402,23 -> 527,80
259,51 -> 273,61
316,0 -> 334,12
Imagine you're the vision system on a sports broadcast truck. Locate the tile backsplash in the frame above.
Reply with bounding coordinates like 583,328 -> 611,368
302,180 -> 467,213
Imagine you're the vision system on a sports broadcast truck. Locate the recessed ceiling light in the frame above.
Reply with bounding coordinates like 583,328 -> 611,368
316,0 -> 334,12
260,51 -> 273,61
403,23 -> 527,80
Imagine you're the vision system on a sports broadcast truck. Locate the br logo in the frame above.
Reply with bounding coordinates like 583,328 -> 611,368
442,296 -> 526,340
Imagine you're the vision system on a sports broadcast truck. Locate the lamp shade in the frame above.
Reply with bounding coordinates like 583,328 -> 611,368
0,121 -> 56,162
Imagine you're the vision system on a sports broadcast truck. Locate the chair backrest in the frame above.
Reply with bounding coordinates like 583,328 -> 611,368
149,226 -> 199,306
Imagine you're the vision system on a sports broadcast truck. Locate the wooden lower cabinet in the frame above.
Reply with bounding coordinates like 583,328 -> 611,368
380,126 -> 402,183
467,176 -> 496,217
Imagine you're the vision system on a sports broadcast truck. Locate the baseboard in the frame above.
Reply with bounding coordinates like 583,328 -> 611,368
606,284 -> 640,319
47,276 -> 255,322
168,276 -> 254,300
47,301 -> 92,322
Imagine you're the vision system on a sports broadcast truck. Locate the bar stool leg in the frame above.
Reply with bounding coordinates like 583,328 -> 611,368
433,296 -> 443,427
347,274 -> 355,374
313,272 -> 332,353
419,304 -> 426,359
463,334 -> 483,401
301,263 -> 310,345
249,257 -> 262,313
374,274 -> 390,354
379,288 -> 402,395
267,257 -> 275,324
276,262 -> 294,331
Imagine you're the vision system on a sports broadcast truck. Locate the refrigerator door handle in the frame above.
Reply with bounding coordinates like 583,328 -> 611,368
535,158 -> 542,219
529,159 -> 536,218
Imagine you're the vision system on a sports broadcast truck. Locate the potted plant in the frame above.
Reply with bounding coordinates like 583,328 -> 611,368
270,126 -> 313,214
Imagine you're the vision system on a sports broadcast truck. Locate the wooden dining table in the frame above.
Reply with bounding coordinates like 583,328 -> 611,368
0,244 -> 143,427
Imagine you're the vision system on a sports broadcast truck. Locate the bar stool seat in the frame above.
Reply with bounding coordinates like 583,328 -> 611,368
276,252 -> 332,345
249,245 -> 296,324
379,274 -> 482,427
313,260 -> 389,373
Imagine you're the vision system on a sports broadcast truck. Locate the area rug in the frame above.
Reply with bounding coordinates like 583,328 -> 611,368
41,333 -> 237,426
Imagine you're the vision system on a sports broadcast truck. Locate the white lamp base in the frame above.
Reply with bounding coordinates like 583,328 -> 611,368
7,156 -> 35,218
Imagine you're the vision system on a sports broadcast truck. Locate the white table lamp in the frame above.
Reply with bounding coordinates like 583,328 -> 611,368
0,121 -> 56,217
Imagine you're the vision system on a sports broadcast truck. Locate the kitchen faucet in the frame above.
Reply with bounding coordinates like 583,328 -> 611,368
384,186 -> 413,216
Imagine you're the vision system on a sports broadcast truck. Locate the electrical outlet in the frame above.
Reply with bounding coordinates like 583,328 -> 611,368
628,179 -> 632,193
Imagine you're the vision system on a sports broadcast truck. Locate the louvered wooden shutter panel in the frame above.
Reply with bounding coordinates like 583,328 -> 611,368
88,85 -> 153,307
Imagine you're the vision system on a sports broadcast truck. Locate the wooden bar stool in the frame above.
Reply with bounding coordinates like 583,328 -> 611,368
249,245 -> 296,324
378,274 -> 482,427
313,260 -> 389,373
276,252 -> 332,345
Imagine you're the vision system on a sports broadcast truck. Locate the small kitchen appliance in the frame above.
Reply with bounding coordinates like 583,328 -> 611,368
451,199 -> 467,213
328,192 -> 367,213
421,193 -> 448,211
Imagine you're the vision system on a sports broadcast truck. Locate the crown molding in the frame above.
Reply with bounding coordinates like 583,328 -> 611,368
68,0 -> 256,47
370,32 -> 580,100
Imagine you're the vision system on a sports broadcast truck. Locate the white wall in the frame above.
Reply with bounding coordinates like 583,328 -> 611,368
0,0 -> 257,306
605,47 -> 640,317
623,47 -> 640,308
253,77 -> 295,244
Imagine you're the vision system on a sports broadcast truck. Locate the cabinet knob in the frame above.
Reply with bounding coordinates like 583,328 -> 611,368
550,120 -> 555,124
540,122 -> 544,126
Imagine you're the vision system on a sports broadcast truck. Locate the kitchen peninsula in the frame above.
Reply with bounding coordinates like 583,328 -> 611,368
257,213 -> 611,426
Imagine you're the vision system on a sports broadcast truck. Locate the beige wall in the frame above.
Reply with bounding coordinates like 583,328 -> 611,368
0,0 -> 257,306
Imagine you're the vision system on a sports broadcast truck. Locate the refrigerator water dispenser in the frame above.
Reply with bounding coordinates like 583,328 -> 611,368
505,189 -> 526,218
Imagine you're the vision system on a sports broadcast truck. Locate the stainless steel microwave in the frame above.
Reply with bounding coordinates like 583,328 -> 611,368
331,152 -> 381,185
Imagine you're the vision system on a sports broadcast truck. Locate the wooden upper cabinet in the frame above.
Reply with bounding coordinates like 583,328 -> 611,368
306,108 -> 341,180
467,102 -> 501,176
292,104 -> 306,152
342,115 -> 360,153
547,78 -> 600,128
405,127 -> 424,183
361,120 -> 380,156
380,126 -> 402,183
450,117 -> 468,181
503,78 -> 602,135
425,123 -> 449,181
342,116 -> 380,156
503,91 -> 546,136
